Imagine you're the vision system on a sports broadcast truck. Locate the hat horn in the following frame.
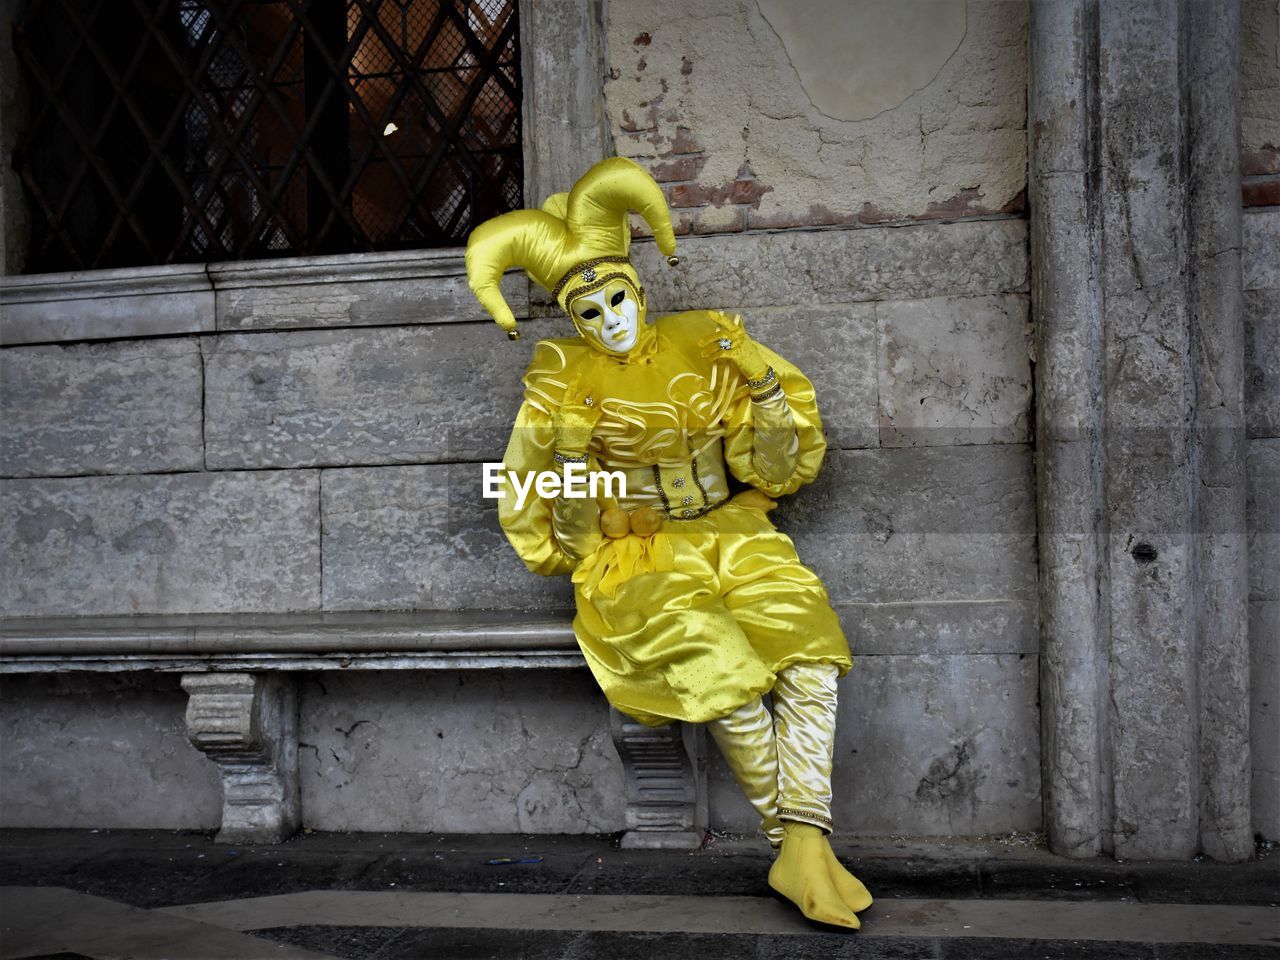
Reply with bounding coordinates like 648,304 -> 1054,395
465,209 -> 570,339
566,157 -> 678,260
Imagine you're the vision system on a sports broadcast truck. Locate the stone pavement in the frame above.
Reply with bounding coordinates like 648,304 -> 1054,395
1,829 -> 1277,959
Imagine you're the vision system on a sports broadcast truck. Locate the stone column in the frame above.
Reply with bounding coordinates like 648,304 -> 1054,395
181,673 -> 301,844
1030,0 -> 1252,861
518,0 -> 609,314
609,709 -> 707,849
519,0 -> 609,207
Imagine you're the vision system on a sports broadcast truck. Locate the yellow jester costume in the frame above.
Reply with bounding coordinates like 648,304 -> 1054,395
466,157 -> 872,929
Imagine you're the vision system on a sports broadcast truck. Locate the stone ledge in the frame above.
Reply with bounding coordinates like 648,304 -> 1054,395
0,262 -> 214,346
212,248 -> 528,332
0,610 -> 579,669
207,248 -> 473,289
1,220 -> 1028,345
0,249 -> 528,344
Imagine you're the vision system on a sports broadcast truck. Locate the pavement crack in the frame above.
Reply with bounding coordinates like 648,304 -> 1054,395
558,851 -> 598,895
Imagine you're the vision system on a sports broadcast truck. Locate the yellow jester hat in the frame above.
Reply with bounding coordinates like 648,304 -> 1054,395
465,156 -> 679,340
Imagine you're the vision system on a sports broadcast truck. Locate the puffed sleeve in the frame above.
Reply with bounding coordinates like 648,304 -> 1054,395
721,341 -> 827,498
497,400 -> 604,576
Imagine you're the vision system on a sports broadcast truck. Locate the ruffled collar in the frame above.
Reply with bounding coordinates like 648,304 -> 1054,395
582,320 -> 660,366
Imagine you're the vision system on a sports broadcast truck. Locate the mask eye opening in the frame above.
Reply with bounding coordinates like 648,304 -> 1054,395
610,289 -> 627,307
579,308 -> 601,320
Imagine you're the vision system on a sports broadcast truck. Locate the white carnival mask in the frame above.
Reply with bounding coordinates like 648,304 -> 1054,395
568,279 -> 644,354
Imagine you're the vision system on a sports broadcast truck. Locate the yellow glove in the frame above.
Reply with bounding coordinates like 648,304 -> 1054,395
552,371 -> 605,457
699,312 -> 770,382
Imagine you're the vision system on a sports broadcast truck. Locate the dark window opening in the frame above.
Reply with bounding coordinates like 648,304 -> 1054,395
12,0 -> 523,273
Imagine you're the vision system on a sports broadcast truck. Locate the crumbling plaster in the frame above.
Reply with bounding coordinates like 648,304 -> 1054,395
603,0 -> 1028,226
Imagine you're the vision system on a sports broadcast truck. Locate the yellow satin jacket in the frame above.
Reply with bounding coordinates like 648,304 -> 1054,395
498,309 -> 852,726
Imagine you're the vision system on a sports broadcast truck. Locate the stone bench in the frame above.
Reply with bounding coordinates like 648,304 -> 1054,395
0,611 -> 706,849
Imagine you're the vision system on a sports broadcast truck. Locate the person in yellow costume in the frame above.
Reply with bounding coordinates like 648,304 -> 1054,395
466,157 -> 872,930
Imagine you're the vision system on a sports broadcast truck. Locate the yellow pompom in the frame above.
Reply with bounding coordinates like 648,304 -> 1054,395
629,507 -> 663,537
600,508 -> 631,539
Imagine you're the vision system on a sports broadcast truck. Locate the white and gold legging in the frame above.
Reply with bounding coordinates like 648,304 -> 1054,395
705,662 -> 839,846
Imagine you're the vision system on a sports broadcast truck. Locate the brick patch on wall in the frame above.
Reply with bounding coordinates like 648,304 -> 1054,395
626,127 -> 1026,238
1242,147 -> 1279,209
1244,177 -> 1280,208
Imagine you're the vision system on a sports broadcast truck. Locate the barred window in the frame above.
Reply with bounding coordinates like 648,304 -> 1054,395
12,0 -> 523,273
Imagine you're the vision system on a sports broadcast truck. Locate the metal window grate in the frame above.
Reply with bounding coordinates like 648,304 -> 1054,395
12,0 -> 522,272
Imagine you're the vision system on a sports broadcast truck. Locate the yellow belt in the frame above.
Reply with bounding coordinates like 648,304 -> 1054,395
607,445 -> 732,519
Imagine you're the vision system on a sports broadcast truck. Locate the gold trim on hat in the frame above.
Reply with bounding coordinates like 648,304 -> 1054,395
551,256 -> 634,303
562,271 -> 647,311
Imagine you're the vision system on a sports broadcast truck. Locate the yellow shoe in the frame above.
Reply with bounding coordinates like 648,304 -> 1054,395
767,822 -> 860,930
822,843 -> 873,913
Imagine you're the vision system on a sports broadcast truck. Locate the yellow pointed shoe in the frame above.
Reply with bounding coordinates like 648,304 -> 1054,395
821,843 -> 874,913
767,822 -> 860,931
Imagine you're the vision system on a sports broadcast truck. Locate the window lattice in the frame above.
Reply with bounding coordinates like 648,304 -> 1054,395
13,0 -> 523,272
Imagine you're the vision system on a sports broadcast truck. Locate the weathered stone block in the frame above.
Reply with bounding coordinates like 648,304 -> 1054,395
1246,287 -> 1279,439
0,338 -> 204,477
204,306 -> 874,470
1250,600 -> 1280,841
0,471 -> 320,616
877,294 -> 1032,447
777,445 -> 1037,605
839,653 -> 1040,835
0,264 -> 214,346
839,599 -> 1036,656
0,672 -> 222,829
203,322 -> 567,470
1243,210 -> 1280,292
212,251 -> 528,331
748,304 -> 878,450
632,219 -> 1029,312
320,464 -> 572,611
1249,438 -> 1280,602
708,653 -> 1041,837
298,669 -> 624,833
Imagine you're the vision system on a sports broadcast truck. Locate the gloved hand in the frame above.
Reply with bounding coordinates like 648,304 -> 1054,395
552,370 -> 604,456
698,311 -> 770,382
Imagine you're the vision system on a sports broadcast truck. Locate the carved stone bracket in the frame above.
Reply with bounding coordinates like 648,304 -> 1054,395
609,708 -> 706,849
180,672 -> 300,844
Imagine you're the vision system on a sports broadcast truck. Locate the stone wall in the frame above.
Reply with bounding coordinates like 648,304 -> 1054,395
0,0 -> 1041,838
599,0 -> 1039,837
0,670 -> 626,833
603,0 -> 1028,231
651,226 -> 1040,837
1246,209 -> 1279,841
1243,0 -> 1278,845
0,219 -> 1037,836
